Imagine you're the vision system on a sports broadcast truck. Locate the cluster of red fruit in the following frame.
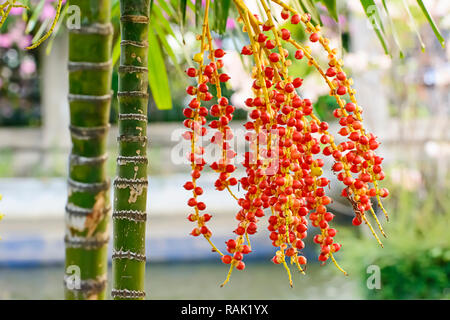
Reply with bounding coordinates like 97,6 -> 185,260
183,17 -> 240,254
183,0 -> 389,286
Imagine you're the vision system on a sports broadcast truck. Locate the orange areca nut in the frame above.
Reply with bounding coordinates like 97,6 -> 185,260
183,0 -> 389,287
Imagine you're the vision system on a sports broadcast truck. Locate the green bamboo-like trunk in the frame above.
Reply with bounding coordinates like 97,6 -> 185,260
112,0 -> 150,300
65,0 -> 113,300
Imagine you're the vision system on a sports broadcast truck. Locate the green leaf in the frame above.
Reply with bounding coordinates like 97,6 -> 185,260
318,0 -> 338,22
402,0 -> 425,51
152,19 -> 183,76
195,0 -> 202,28
112,36 -> 121,66
25,0 -> 46,33
180,0 -> 188,27
186,0 -> 196,12
151,4 -> 176,38
381,0 -> 404,58
298,0 -> 322,26
148,28 -> 172,110
416,0 -> 445,48
155,0 -> 173,18
213,0 -> 231,34
150,0 -> 154,14
112,0 -> 120,18
31,18 -> 50,43
359,0 -> 390,55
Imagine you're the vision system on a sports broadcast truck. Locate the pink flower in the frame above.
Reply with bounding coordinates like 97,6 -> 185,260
40,4 -> 56,21
226,18 -> 235,30
18,35 -> 32,50
10,7 -> 24,16
1,21 -> 31,49
338,14 -> 347,26
0,34 -> 13,48
38,0 -> 67,21
20,58 -> 37,76
9,21 -> 26,42
321,15 -> 335,27
214,38 -> 222,48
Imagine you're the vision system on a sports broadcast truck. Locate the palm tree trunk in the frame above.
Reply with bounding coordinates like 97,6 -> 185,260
111,0 -> 150,300
65,0 -> 113,300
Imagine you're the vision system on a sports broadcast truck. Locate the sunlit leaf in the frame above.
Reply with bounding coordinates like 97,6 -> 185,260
148,28 -> 172,110
112,36 -> 121,66
195,0 -> 202,28
186,0 -> 195,12
153,19 -> 183,75
298,0 -> 322,26
416,0 -> 445,48
381,0 -> 404,58
318,0 -> 338,22
31,18 -> 50,43
155,0 -> 173,18
402,0 -> 425,51
150,0 -> 154,14
152,4 -> 176,38
213,0 -> 231,34
359,0 -> 390,55
180,0 -> 188,27
25,0 -> 46,33
112,0 -> 120,18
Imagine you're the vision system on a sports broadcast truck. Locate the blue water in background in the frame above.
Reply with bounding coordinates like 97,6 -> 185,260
0,262 -> 361,300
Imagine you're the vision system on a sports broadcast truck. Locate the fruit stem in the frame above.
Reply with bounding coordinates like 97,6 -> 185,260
369,206 -> 387,238
329,252 -> 348,275
205,236 -> 224,256
245,232 -> 252,250
282,259 -> 294,288
226,185 -> 239,201
220,264 -> 235,287
294,259 -> 306,275
362,214 -> 384,247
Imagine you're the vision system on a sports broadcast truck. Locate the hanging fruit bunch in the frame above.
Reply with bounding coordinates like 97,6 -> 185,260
184,0 -> 389,287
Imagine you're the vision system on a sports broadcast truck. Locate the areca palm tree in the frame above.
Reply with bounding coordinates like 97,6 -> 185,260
65,0 -> 113,300
111,0 -> 150,300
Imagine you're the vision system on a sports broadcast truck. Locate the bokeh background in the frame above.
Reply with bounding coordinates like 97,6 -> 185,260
0,0 -> 449,299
